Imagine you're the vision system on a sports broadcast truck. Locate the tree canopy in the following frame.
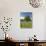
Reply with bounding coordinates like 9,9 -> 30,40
24,16 -> 32,22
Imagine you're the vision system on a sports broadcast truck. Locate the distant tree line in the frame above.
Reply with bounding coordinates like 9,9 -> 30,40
21,16 -> 32,22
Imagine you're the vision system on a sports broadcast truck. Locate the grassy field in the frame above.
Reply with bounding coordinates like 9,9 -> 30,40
20,22 -> 32,28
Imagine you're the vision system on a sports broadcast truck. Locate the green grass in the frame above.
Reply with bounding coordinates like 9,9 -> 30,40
20,22 -> 32,28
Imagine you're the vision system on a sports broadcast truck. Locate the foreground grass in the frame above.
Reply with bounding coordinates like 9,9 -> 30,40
20,22 -> 32,28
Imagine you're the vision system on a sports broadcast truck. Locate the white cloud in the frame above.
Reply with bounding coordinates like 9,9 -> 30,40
20,16 -> 24,19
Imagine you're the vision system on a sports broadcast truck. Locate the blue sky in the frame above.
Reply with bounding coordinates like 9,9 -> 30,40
20,12 -> 32,17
